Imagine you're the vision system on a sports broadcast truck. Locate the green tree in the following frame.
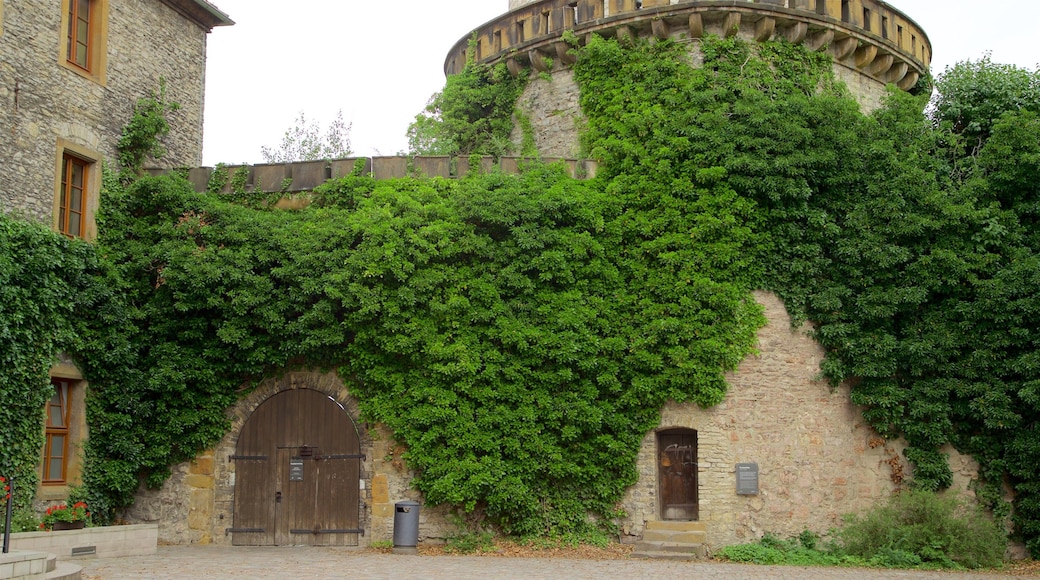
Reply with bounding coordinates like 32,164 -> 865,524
261,110 -> 352,163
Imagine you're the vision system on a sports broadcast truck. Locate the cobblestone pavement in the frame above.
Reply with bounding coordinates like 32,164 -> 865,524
79,546 -> 1017,579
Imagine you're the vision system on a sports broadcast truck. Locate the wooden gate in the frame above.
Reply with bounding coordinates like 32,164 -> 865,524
230,389 -> 362,546
658,429 -> 698,521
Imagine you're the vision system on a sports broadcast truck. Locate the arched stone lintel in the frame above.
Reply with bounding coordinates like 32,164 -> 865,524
854,44 -> 878,68
689,13 -> 704,38
805,29 -> 834,52
616,25 -> 634,43
783,21 -> 808,43
507,56 -> 524,77
832,37 -> 857,61
870,53 -> 895,76
652,18 -> 670,40
897,70 -> 920,91
530,48 -> 551,72
886,62 -> 909,86
723,12 -> 741,38
754,17 -> 775,42
555,40 -> 577,65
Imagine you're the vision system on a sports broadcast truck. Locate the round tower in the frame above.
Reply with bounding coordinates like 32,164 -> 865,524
447,0 -> 931,157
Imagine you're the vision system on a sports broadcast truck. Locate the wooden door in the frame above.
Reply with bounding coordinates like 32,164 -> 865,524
232,389 -> 362,546
658,429 -> 698,520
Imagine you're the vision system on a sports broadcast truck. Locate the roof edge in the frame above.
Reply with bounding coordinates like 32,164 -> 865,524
159,0 -> 234,32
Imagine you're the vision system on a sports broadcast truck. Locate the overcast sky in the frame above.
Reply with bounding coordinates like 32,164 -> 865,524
200,0 -> 1040,166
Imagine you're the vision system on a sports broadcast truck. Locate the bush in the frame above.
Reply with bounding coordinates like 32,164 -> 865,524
840,490 -> 1006,569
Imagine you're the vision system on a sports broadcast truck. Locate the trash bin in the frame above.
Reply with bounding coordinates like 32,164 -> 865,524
392,500 -> 420,555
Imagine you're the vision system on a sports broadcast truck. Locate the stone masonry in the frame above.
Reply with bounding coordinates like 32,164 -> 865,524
0,0 -> 225,229
620,292 -> 979,550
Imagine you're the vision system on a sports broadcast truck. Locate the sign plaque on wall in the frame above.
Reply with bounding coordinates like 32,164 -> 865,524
289,458 -> 304,482
736,462 -> 759,495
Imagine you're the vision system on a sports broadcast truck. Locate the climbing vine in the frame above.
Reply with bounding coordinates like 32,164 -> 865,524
65,31 -> 1040,551
0,214 -> 108,513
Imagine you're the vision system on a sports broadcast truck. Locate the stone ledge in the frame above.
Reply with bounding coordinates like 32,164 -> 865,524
7,525 -> 157,560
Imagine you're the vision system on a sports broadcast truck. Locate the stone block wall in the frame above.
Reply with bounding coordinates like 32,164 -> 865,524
0,0 -> 210,227
619,291 -> 980,550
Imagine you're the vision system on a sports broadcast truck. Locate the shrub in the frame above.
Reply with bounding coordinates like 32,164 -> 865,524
840,490 -> 1006,569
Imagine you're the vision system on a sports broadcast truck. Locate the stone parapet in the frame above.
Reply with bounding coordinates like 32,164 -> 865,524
446,0 -> 930,91
149,156 -> 596,197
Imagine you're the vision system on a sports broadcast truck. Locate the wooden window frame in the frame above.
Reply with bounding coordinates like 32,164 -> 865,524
53,139 -> 101,242
43,380 -> 73,485
58,153 -> 89,239
58,0 -> 108,85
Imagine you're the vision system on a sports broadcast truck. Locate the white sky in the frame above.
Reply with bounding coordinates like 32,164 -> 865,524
200,0 -> 1040,166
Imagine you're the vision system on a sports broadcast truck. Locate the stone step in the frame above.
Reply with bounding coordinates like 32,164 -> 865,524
641,529 -> 708,544
47,554 -> 57,573
46,561 -> 82,580
631,549 -> 704,561
634,540 -> 708,554
644,520 -> 707,533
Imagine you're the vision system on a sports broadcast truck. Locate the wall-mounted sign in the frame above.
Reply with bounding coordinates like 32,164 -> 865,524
736,462 -> 759,495
289,458 -> 304,482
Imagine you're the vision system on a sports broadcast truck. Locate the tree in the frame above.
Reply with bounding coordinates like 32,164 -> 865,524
261,110 -> 353,163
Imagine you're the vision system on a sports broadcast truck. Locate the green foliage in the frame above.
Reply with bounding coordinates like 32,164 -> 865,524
407,59 -> 527,157
718,532 -> 863,567
261,110 -> 352,163
932,55 -> 1040,155
68,29 -> 1040,551
840,491 -> 1006,569
117,79 -> 179,176
0,214 -> 107,512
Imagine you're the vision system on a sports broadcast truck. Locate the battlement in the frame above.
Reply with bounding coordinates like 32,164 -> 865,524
150,156 -> 595,197
446,0 -> 930,91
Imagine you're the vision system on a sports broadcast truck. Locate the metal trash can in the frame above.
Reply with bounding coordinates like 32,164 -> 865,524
392,500 -> 421,555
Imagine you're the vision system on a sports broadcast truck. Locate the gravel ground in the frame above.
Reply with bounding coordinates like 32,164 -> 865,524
77,544 -> 1028,580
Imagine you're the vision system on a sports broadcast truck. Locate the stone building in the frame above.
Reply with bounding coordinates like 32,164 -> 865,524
0,0 -> 231,506
131,0 -> 980,556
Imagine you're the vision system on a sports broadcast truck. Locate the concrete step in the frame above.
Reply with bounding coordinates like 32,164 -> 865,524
641,529 -> 707,544
46,561 -> 82,580
644,520 -> 707,532
46,554 -> 57,572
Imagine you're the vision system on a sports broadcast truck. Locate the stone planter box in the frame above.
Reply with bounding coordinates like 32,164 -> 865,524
6,523 -> 157,560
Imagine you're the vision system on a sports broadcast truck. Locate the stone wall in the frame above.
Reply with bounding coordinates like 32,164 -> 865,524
134,295 -> 980,550
508,40 -> 890,160
0,0 -> 210,227
619,291 -> 980,550
126,371 -> 455,546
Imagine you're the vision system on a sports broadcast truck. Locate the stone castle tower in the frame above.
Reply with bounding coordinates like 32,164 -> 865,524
451,0 -> 930,158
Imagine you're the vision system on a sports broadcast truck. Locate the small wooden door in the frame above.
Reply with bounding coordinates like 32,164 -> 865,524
658,429 -> 698,520
232,389 -> 361,546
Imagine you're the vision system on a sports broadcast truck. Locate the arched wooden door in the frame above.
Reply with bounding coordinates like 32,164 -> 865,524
658,429 -> 698,520
231,389 -> 362,546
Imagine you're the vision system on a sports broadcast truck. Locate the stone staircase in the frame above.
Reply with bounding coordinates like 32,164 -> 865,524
631,521 -> 708,561
0,552 -> 80,580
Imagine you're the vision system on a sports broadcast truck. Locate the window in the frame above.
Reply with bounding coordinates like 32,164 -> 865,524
841,0 -> 850,22
53,140 -> 100,241
862,8 -> 871,31
882,16 -> 889,39
44,380 -> 73,484
67,0 -> 91,69
59,153 -> 88,239
816,0 -> 827,16
59,0 -> 108,84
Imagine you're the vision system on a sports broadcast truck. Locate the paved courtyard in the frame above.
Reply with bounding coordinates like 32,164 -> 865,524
79,546 -> 1019,579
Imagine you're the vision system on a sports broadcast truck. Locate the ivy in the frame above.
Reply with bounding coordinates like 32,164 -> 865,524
0,214 -> 108,511
57,31 -> 1040,552
117,79 -> 179,176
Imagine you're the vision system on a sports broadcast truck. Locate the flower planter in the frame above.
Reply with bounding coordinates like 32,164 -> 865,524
51,520 -> 86,531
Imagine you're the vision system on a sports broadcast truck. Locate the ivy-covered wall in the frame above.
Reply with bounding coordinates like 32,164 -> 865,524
7,27 -> 1040,554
